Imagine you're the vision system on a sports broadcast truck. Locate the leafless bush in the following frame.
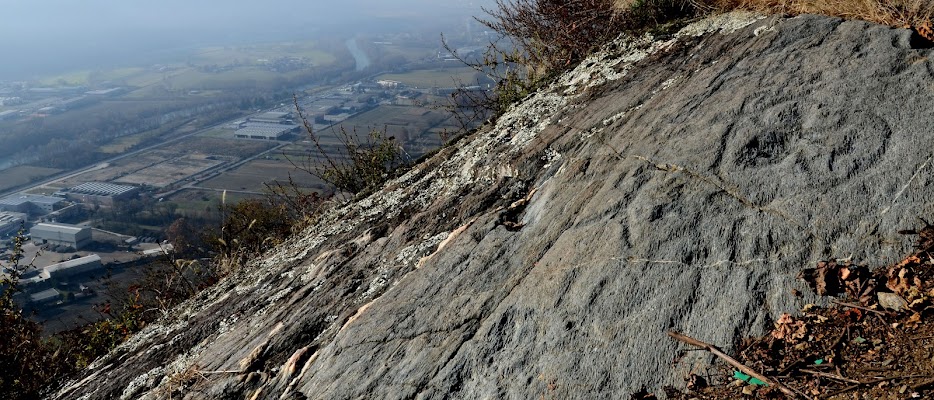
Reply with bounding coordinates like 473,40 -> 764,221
289,96 -> 408,196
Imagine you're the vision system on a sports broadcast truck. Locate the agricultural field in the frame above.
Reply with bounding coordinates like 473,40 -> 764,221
38,40 -> 341,89
114,154 -> 227,188
198,158 -> 327,193
163,68 -> 308,91
56,152 -> 170,188
190,42 -> 336,66
332,104 -> 455,156
168,188 -> 262,217
162,137 -> 279,159
377,66 -> 484,88
0,165 -> 63,192
99,132 -> 149,154
197,128 -> 236,139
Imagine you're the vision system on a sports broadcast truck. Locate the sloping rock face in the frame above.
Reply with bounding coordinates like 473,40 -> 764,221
55,13 -> 934,399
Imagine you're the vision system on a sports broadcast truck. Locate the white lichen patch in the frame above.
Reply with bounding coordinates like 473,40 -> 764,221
105,320 -> 189,364
677,11 -> 764,37
120,366 -> 165,400
267,286 -> 294,304
360,265 -> 390,300
542,147 -> 562,169
299,262 -> 322,284
217,313 -> 242,335
660,75 -> 682,91
394,232 -> 449,268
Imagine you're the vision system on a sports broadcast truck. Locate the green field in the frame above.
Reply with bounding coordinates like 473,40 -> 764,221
168,188 -> 262,217
190,42 -> 336,66
199,159 -> 327,193
38,70 -> 93,86
376,43 -> 435,61
377,67 -> 484,88
99,133 -> 149,154
35,40 -> 342,96
198,128 -> 236,138
0,166 -> 63,192
330,104 -> 455,148
163,137 -> 278,159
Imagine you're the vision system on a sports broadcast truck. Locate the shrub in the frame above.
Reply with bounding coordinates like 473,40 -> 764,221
0,231 -> 61,399
291,96 -> 409,196
444,0 -> 700,123
479,0 -> 629,74
210,198 -> 296,274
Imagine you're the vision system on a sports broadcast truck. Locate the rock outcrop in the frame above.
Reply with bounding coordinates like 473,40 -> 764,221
55,12 -> 934,399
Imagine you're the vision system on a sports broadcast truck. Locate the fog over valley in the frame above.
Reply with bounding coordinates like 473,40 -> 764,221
0,0 -> 492,79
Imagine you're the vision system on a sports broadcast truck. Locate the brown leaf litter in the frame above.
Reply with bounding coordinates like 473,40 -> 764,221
651,221 -> 934,399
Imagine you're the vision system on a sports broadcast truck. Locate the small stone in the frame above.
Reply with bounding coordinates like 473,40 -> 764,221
878,292 -> 908,311
742,385 -> 757,395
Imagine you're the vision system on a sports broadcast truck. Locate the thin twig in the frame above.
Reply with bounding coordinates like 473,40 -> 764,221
668,331 -> 802,399
821,374 -> 932,399
799,369 -> 860,384
831,299 -> 888,315
823,325 -> 849,355
778,359 -> 805,376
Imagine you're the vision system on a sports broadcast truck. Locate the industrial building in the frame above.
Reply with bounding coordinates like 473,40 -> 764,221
29,288 -> 61,305
85,87 -> 124,96
0,194 -> 65,214
61,182 -> 138,206
234,122 -> 299,140
0,212 -> 26,236
30,222 -> 92,250
0,110 -> 18,120
19,255 -> 104,287
248,111 -> 292,124
39,254 -> 103,280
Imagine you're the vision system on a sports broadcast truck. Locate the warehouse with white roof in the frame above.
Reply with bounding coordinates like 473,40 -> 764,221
30,222 -> 92,250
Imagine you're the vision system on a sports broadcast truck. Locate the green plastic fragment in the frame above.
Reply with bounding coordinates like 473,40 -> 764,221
814,359 -> 824,365
853,336 -> 867,344
733,371 -> 768,386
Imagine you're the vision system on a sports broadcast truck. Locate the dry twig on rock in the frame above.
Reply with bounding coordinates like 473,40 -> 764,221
667,331 -> 802,399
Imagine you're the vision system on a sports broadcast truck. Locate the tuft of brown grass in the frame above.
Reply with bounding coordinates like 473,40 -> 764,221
613,0 -> 934,28
706,0 -> 934,28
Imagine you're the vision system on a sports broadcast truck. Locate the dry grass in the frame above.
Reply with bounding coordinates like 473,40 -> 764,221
712,0 -> 934,27
613,0 -> 934,28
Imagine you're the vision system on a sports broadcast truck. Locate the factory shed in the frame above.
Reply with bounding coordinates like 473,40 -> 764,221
39,254 -> 103,280
30,222 -> 92,250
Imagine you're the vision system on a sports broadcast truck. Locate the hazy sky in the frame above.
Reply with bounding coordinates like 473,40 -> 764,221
0,0 -> 493,80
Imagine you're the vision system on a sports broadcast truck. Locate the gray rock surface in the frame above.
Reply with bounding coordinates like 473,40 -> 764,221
54,12 -> 934,399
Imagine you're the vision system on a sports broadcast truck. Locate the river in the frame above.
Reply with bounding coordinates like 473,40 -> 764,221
345,38 -> 371,72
